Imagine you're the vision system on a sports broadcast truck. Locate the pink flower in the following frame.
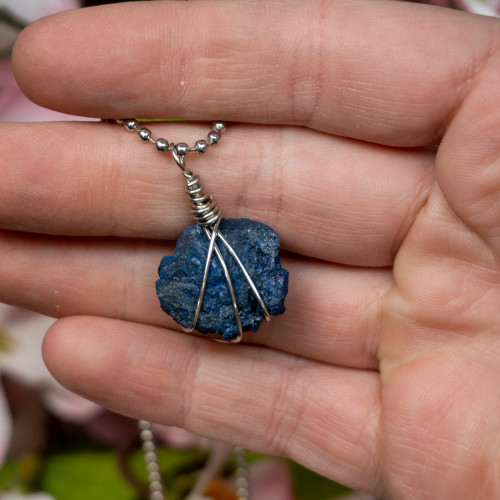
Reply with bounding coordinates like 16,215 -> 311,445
0,0 -> 82,122
152,423 -> 208,449
0,304 -> 102,464
249,459 -> 295,500
0,0 -> 79,24
454,0 -> 500,15
414,0 -> 500,16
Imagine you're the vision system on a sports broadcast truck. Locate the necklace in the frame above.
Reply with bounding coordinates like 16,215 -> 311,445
105,119 -> 289,342
102,119 -> 289,499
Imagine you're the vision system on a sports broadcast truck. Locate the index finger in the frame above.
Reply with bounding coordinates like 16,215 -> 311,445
12,0 -> 500,146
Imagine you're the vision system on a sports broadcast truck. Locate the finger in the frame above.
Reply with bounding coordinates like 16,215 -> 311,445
43,316 -> 381,494
0,121 -> 434,266
0,229 -> 388,369
0,231 -> 168,325
13,0 -> 500,146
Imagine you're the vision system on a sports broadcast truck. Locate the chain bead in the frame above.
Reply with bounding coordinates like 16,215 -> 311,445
114,119 -> 226,159
207,131 -> 220,145
140,428 -> 154,442
156,138 -> 168,152
213,121 -> 226,134
148,471 -> 162,483
124,119 -> 138,131
194,140 -> 209,153
149,482 -> 163,493
138,420 -> 165,500
138,128 -> 152,141
175,143 -> 189,156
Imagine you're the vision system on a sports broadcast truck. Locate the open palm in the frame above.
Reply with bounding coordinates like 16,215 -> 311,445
4,1 -> 500,498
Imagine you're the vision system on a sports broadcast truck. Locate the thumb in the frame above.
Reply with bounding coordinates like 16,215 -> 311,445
437,48 -> 500,257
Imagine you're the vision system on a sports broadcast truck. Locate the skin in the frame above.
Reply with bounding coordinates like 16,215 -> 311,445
5,0 -> 500,497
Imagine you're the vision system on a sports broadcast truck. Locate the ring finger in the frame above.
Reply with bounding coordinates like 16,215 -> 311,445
0,230 -> 388,368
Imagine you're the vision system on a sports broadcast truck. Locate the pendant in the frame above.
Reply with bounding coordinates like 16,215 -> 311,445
156,147 -> 288,342
156,217 -> 288,341
107,118 -> 289,343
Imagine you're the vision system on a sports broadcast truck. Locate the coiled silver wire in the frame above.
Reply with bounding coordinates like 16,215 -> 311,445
184,171 -> 221,228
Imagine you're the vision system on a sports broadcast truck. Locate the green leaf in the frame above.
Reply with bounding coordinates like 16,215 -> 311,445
39,447 -> 208,500
0,454 -> 41,491
288,460 -> 351,500
40,452 -> 136,500
0,459 -> 20,490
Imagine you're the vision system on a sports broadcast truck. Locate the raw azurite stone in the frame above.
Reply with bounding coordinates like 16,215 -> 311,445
156,218 -> 288,340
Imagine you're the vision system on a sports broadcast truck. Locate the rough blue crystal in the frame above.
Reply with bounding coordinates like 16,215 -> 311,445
156,218 -> 288,340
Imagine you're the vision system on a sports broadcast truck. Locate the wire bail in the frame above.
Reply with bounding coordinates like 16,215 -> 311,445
169,145 -> 187,171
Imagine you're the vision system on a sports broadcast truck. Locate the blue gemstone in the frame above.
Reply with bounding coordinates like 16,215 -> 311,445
156,218 -> 288,340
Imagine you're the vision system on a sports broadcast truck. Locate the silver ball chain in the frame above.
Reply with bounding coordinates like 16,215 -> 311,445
138,419 -> 250,500
107,119 -> 227,161
234,446 -> 251,500
139,420 -> 165,500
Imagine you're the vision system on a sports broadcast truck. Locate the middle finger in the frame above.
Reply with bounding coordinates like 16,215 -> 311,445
0,121 -> 434,266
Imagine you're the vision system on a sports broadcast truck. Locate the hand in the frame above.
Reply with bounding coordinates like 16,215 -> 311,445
6,1 -> 500,498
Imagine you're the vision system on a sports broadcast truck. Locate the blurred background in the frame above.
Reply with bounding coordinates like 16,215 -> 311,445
0,0 -> 497,499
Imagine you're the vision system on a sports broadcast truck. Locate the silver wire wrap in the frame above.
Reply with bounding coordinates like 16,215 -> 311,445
109,118 -> 270,343
184,170 -> 221,228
